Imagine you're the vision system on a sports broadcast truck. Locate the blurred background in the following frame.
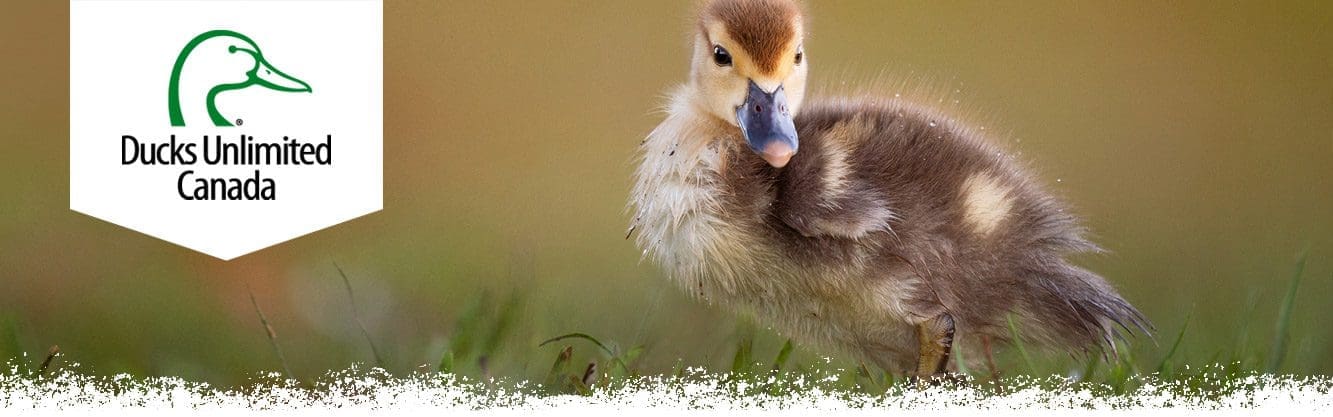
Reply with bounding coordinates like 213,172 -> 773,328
1,1 -> 1330,385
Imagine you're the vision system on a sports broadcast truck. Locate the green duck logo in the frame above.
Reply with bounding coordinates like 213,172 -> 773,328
167,30 -> 312,127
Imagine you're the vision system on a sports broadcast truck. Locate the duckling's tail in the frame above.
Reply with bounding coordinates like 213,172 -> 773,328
1015,264 -> 1154,360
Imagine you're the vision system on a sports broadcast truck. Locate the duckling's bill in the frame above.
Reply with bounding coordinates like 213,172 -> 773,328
736,80 -> 797,167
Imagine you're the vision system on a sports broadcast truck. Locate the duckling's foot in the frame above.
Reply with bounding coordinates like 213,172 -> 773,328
914,313 -> 955,377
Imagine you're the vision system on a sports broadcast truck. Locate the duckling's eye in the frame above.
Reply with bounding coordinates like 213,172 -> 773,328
794,46 -> 804,65
712,45 -> 732,67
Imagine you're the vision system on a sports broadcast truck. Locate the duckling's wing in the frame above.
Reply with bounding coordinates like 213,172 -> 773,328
775,183 -> 893,239
773,120 -> 895,239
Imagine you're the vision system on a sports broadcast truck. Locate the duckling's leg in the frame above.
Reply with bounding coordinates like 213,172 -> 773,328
914,313 -> 955,377
982,334 -> 1000,379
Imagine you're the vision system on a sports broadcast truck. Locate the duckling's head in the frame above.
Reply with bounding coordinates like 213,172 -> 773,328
692,0 -> 806,167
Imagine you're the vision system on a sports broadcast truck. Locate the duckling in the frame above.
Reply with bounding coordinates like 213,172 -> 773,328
629,0 -> 1149,377
168,29 -> 312,127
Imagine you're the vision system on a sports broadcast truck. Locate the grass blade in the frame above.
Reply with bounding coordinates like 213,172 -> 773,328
540,333 -> 615,356
1155,310 -> 1192,375
449,293 -> 488,365
334,262 -> 386,370
1,316 -> 22,366
248,290 -> 294,380
771,339 -> 794,372
37,345 -> 60,375
1267,250 -> 1307,373
1231,290 -> 1260,366
480,292 -> 523,359
615,346 -> 645,376
437,349 -> 455,373
543,346 -> 572,388
1079,354 -> 1099,383
539,333 -> 630,372
730,334 -> 753,373
952,338 -> 972,378
1006,314 -> 1037,375
854,363 -> 882,393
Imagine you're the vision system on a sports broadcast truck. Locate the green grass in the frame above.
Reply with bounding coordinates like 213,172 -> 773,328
1267,250 -> 1307,373
425,251 -> 1324,397
2,252 -> 1326,401
0,316 -> 26,375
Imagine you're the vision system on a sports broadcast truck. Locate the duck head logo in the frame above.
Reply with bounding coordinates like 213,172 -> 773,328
167,30 -> 312,127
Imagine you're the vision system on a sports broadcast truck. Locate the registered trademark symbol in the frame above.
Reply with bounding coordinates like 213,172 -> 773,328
236,119 -> 244,126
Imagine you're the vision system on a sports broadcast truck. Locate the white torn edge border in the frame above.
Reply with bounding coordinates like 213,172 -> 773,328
2,366 -> 1330,416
